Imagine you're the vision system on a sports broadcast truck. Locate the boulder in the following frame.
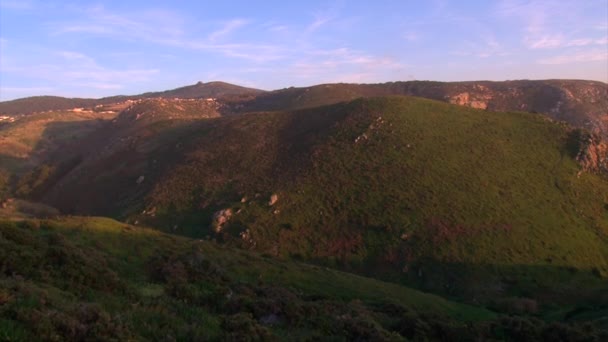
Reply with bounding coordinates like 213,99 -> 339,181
268,194 -> 278,206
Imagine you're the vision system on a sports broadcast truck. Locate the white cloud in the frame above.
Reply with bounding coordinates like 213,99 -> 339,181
539,50 -> 608,65
307,14 -> 332,32
451,34 -> 508,58
526,35 -> 563,49
49,6 -> 286,63
526,35 -> 608,49
208,19 -> 249,42
2,48 -> 159,93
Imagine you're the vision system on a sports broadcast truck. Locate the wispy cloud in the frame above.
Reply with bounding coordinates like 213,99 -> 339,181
49,6 -> 285,63
451,34 -> 508,58
51,5 -> 184,41
307,13 -> 333,32
497,0 -> 605,50
305,1 -> 345,33
286,47 -> 407,83
208,19 -> 249,42
3,48 -> 158,92
539,49 -> 608,65
526,35 -> 608,49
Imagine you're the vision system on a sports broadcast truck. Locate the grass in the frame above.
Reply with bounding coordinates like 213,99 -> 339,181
0,216 -> 503,341
2,216 -> 606,340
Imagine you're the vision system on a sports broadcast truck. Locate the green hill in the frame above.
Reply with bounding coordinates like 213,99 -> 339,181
3,216 -> 607,341
34,96 -> 608,311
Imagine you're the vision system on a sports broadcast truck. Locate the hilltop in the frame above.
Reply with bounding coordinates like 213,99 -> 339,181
139,81 -> 264,100
0,81 -> 263,115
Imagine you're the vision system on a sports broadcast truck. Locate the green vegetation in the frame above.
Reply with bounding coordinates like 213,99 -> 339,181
1,217 -> 606,340
109,96 -> 607,309
1,82 -> 607,339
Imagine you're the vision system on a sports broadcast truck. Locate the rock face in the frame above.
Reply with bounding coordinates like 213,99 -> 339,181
448,85 -> 493,110
577,133 -> 608,174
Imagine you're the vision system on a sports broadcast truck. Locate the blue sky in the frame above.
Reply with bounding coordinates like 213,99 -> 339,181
0,0 -> 606,100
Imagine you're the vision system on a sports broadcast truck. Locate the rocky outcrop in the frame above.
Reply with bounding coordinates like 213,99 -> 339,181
212,208 -> 233,233
447,85 -> 493,110
576,133 -> 608,175
268,194 -> 278,206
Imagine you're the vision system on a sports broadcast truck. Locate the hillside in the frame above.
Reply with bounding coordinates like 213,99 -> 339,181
3,216 -> 608,341
30,96 -> 608,312
230,79 -> 608,138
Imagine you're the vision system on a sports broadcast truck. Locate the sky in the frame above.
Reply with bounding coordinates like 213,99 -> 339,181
0,0 -> 607,100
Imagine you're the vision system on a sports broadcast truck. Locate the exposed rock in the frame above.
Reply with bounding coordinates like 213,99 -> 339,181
212,208 -> 233,233
268,194 -> 278,206
354,133 -> 368,143
576,132 -> 608,174
448,92 -> 491,109
136,175 -> 145,184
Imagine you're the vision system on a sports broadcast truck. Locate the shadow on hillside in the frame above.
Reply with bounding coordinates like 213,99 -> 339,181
271,104 -> 353,181
35,117 -> 216,218
354,258 -> 608,313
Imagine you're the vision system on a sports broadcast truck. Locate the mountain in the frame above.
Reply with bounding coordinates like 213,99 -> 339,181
0,81 -> 263,115
25,96 -> 607,312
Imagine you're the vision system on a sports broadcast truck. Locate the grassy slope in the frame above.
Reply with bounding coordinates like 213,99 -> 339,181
2,216 -> 607,341
0,216 -> 507,341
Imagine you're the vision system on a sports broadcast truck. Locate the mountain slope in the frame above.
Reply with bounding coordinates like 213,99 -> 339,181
36,96 -> 608,308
